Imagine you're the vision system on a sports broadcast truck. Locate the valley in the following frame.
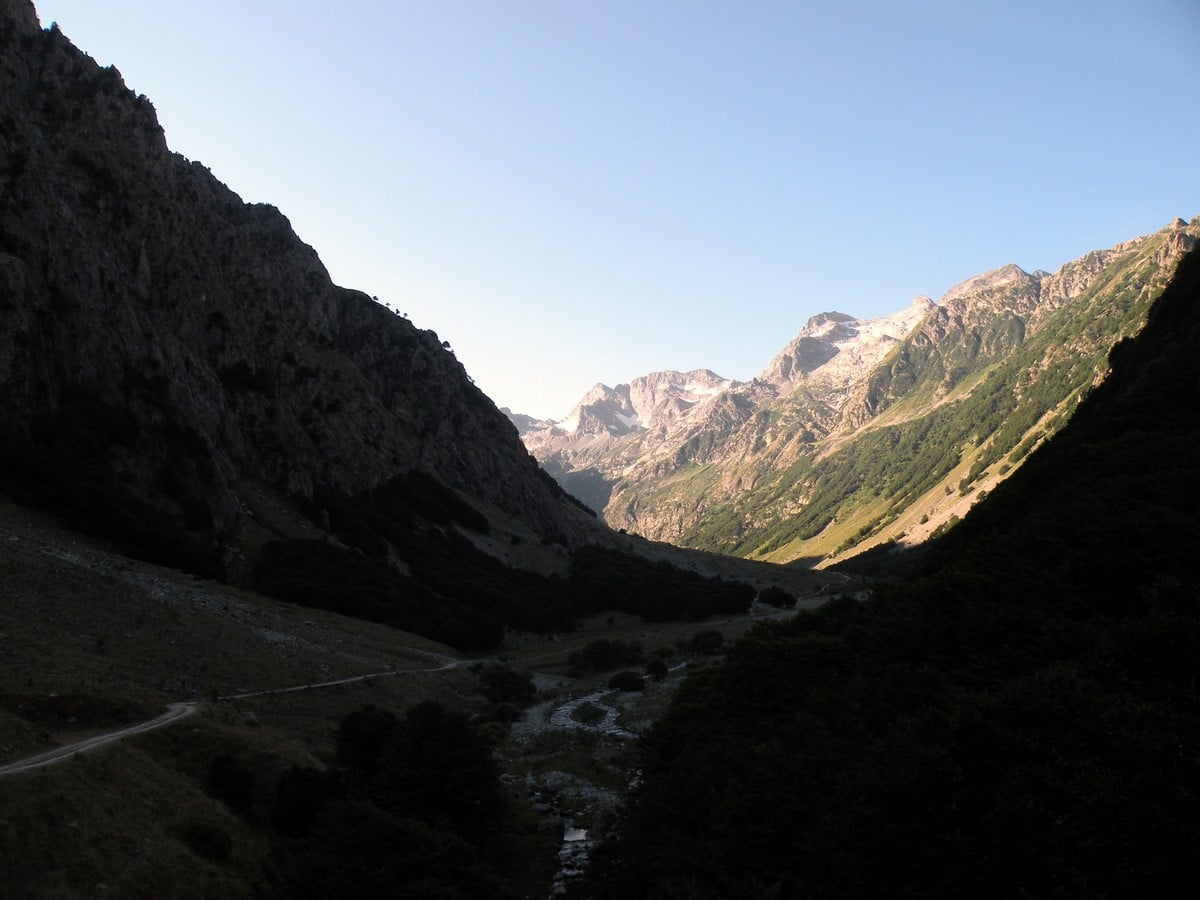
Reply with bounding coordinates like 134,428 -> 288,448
0,496 -> 837,898
2,2 -> 1197,896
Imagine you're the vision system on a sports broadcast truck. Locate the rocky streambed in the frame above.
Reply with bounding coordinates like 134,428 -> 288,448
502,671 -> 682,897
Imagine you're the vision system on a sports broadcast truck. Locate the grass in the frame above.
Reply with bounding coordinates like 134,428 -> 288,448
0,494 -> 824,897
0,737 -> 273,899
0,497 -> 504,895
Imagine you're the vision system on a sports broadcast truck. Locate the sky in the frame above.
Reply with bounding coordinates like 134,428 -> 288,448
32,1 -> 1200,420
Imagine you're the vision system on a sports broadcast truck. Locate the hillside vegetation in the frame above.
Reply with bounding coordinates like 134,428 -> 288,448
581,246 -> 1200,899
521,220 -> 1198,566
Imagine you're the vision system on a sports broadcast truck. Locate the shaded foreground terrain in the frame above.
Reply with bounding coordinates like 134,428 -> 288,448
582,248 -> 1200,898
0,495 -> 826,898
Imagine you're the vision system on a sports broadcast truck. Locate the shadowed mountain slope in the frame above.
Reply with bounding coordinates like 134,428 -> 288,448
0,3 -> 599,579
0,2 -> 630,651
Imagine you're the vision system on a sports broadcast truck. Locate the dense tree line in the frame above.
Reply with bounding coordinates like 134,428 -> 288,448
567,547 -> 755,621
256,502 -> 757,650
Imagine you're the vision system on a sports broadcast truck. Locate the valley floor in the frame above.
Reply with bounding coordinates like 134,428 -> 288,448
0,496 -> 843,898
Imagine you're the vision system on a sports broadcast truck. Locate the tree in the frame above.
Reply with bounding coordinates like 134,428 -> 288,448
608,670 -> 645,692
371,701 -> 506,845
205,753 -> 256,816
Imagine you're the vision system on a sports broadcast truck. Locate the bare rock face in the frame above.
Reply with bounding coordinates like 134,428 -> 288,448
0,4 -> 596,572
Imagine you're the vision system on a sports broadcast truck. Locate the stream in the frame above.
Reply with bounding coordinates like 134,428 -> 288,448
511,681 -> 645,897
547,688 -> 640,740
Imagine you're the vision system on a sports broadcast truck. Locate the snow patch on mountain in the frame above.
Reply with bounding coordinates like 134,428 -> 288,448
760,296 -> 934,398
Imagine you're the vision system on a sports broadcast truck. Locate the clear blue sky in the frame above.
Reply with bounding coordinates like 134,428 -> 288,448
33,1 -> 1200,419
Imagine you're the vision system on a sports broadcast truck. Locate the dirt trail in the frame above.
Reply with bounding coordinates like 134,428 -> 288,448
0,649 -> 472,776
0,702 -> 198,776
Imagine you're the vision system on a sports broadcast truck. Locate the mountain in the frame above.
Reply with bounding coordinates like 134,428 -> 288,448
758,296 -> 935,400
520,219 -> 1199,563
0,1 -> 610,645
585,243 -> 1200,899
516,368 -> 738,511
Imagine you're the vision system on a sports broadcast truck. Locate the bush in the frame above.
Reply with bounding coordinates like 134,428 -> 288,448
608,670 -> 645,692
758,586 -> 796,608
179,821 -> 232,861
205,753 -> 256,816
569,639 -> 644,675
273,766 -> 341,838
689,630 -> 725,653
336,705 -> 397,777
475,663 -> 536,706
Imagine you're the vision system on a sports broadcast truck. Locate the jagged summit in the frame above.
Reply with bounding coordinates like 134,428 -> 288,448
552,369 -> 736,437
937,263 -> 1041,312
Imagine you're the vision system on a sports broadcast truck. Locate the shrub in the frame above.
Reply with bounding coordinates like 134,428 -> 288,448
475,663 -> 536,706
179,821 -> 232,861
758,586 -> 796,608
273,766 -> 341,838
608,670 -> 645,692
689,630 -> 725,653
205,753 -> 256,816
569,639 -> 644,675
646,657 -> 669,681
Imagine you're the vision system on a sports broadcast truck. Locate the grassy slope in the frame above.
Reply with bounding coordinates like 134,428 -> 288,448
0,499 -> 508,897
673,227 -> 1192,564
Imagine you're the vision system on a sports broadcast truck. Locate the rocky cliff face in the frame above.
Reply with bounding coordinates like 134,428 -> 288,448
518,217 -> 1199,560
0,3 -> 597,575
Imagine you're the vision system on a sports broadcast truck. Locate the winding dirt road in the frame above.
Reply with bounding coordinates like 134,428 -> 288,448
0,702 -> 199,776
0,651 -> 468,777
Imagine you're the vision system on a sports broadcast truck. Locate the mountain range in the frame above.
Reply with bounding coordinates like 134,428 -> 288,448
514,218 -> 1198,564
0,0 -> 821,654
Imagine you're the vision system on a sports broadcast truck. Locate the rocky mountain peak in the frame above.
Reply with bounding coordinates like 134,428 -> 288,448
551,368 -> 736,438
499,407 -> 545,434
797,311 -> 859,341
759,296 -> 933,397
555,383 -> 637,437
938,263 -> 1039,310
627,369 -> 736,429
